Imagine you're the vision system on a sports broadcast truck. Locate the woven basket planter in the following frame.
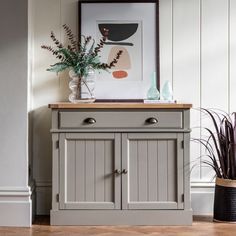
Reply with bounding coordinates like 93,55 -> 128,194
214,177 -> 236,223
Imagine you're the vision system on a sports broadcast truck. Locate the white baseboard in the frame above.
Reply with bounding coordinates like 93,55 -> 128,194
36,182 -> 216,216
0,186 -> 32,227
29,179 -> 36,222
191,182 -> 215,215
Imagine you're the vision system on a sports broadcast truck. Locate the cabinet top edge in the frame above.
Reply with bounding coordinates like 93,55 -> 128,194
48,102 -> 192,109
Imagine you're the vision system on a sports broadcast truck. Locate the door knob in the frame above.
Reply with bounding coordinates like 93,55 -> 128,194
122,169 -> 128,174
84,117 -> 96,124
114,169 -> 121,175
146,117 -> 158,124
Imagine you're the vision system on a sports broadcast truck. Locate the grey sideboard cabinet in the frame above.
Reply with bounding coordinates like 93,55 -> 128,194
49,102 -> 193,225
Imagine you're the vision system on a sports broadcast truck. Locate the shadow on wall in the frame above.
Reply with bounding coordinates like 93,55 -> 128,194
30,106 -> 52,215
32,70 -> 71,102
29,0 -> 79,216
30,71 -> 70,215
30,26 -> 72,210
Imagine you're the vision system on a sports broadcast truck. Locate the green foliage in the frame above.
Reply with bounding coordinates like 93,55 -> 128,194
41,24 -> 122,77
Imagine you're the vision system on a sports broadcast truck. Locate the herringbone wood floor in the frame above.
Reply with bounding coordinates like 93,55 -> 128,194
0,216 -> 235,236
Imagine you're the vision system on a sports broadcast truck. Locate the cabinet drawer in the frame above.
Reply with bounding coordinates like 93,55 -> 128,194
59,111 -> 183,129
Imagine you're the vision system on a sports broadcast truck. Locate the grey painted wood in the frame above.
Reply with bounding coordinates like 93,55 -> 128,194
127,202 -> 178,210
75,140 -> 85,202
50,209 -> 193,225
59,133 -> 66,210
51,133 -> 59,211
51,128 -> 190,133
61,202 -> 115,210
177,133 -> 184,209
183,110 -> 191,210
158,140 -> 168,201
85,140 -> 95,202
114,133 -> 122,209
51,110 -> 59,130
104,140 -> 114,203
51,107 -> 192,225
183,109 -> 191,130
66,140 -> 76,202
121,133 -> 128,210
167,140 -> 176,202
123,133 -> 183,210
138,140 -> 148,201
95,140 -> 105,202
184,132 -> 191,210
59,111 -> 183,129
59,133 -> 121,210
147,141 -> 158,201
129,140 -> 138,202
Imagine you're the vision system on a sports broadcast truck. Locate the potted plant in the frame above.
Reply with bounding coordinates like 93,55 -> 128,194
41,24 -> 122,103
194,109 -> 236,222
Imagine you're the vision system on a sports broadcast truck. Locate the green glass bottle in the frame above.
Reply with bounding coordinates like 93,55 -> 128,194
162,80 -> 173,101
147,72 -> 160,100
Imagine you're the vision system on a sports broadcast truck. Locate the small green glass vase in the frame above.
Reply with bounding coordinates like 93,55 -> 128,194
162,80 -> 173,101
147,72 -> 160,100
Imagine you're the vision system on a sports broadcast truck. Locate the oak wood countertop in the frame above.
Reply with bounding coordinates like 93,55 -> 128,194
48,102 -> 192,109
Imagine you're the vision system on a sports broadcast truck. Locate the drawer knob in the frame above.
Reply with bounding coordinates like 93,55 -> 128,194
146,117 -> 158,124
84,118 -> 96,124
114,169 -> 121,175
122,169 -> 128,174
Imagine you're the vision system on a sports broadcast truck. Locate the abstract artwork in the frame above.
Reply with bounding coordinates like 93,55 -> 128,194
79,1 -> 159,99
96,21 -> 142,81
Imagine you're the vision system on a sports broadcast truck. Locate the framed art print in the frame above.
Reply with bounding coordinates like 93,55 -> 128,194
79,0 -> 159,99
96,20 -> 142,82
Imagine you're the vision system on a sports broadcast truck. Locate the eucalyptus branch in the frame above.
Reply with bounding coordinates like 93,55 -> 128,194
41,24 -> 123,100
62,24 -> 77,51
50,31 -> 63,49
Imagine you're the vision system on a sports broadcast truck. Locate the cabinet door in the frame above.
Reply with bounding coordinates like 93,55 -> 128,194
59,133 -> 121,210
122,133 -> 184,210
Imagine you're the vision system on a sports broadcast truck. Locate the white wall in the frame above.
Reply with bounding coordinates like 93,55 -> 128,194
29,0 -> 77,215
29,0 -> 236,215
0,0 -> 31,226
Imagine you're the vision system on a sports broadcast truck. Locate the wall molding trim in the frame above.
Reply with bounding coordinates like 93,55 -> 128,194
35,181 -> 215,216
0,186 -> 32,227
191,182 -> 215,216
191,181 -> 215,188
0,186 -> 31,195
30,179 -> 36,223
